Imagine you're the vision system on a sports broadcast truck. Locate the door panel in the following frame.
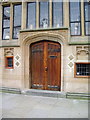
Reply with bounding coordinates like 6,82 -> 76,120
47,43 -> 61,90
30,41 -> 61,91
31,42 -> 44,89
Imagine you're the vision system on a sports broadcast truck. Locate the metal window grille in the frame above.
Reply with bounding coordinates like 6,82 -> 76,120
76,63 -> 90,76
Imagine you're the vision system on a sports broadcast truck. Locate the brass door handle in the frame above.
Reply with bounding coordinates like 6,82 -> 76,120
45,67 -> 48,71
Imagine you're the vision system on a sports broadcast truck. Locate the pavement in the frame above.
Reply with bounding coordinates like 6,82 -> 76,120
0,93 -> 89,118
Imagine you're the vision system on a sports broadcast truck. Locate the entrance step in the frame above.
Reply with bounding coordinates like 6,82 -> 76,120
1,87 -> 90,99
21,89 -> 66,98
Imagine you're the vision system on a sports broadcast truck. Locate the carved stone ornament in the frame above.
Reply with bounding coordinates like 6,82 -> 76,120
68,62 -> 73,68
76,46 -> 90,60
76,46 -> 90,55
4,48 -> 14,56
68,55 -> 74,60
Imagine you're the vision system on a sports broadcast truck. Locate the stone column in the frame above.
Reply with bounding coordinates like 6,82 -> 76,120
49,0 -> 52,28
10,3 -> 13,40
36,0 -> 39,29
0,3 -> 2,41
63,0 -> 69,28
21,2 -> 27,30
81,0 -> 85,36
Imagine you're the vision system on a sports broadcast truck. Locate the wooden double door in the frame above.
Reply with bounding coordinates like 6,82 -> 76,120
30,41 -> 61,91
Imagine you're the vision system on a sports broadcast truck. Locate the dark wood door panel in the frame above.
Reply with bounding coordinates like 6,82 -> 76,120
47,42 -> 61,91
31,42 -> 44,89
30,41 -> 61,91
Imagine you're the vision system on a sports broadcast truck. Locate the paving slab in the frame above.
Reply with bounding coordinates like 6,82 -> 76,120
1,93 -> 88,118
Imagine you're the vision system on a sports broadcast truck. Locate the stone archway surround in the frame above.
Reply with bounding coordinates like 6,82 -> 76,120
21,32 -> 66,92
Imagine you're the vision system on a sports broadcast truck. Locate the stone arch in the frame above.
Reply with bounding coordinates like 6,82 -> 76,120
22,32 -> 65,46
21,32 -> 65,91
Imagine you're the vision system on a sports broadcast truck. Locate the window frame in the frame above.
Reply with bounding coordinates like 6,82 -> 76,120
12,4 -> 22,39
84,2 -> 90,36
39,1 -> 49,28
52,1 -> 63,28
5,56 -> 14,69
26,2 -> 36,29
74,62 -> 90,78
2,5 -> 10,40
69,1 -> 82,36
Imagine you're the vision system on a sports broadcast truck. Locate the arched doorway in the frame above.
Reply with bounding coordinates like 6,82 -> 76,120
30,40 -> 61,91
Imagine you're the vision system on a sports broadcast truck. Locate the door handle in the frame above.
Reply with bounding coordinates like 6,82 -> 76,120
45,67 -> 48,71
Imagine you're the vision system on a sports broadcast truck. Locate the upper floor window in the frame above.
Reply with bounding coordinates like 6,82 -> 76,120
2,6 -> 10,40
13,4 -> 22,39
27,2 -> 36,29
39,1 -> 49,28
84,2 -> 90,36
52,0 -> 63,28
69,1 -> 81,35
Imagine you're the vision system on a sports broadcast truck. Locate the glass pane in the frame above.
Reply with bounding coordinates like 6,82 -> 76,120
13,27 -> 21,39
85,22 -> 90,35
76,64 -> 90,76
3,6 -> 10,40
3,28 -> 10,39
3,19 -> 10,28
39,1 -> 49,28
85,2 -> 90,21
14,4 -> 22,27
27,3 -> 36,29
53,2 -> 63,28
70,23 -> 80,35
3,6 -> 10,19
70,1 -> 80,22
7,58 -> 13,67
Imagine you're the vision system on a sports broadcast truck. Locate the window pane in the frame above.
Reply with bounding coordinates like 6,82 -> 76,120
3,28 -> 10,40
3,19 -> 10,28
13,27 -> 21,39
13,4 -> 22,27
3,6 -> 10,19
39,1 -> 49,28
76,64 -> 90,76
70,1 -> 81,35
85,22 -> 90,35
70,1 -> 80,22
27,3 -> 36,29
52,1 -> 63,28
2,6 -> 10,40
13,4 -> 22,39
70,23 -> 80,35
7,58 -> 13,67
85,2 -> 90,21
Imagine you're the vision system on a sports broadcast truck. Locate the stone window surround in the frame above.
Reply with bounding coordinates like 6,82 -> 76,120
0,0 -> 88,41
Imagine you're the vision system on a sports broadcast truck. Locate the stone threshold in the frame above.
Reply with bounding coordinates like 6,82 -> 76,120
0,87 -> 90,100
21,89 -> 66,98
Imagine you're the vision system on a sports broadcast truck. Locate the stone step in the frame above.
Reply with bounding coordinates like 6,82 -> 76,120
66,92 -> 90,100
0,87 -> 21,94
21,89 -> 66,98
1,87 -> 90,99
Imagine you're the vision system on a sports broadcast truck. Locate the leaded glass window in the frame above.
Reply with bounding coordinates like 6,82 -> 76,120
84,2 -> 90,35
39,1 -> 49,28
75,63 -> 90,76
52,0 -> 63,28
27,2 -> 36,29
2,6 -> 10,40
13,4 -> 22,39
69,1 -> 81,35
